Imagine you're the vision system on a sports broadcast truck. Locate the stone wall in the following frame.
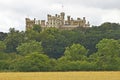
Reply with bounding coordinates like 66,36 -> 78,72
25,12 -> 90,30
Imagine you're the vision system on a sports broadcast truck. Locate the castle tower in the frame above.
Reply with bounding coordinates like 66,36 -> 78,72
25,18 -> 36,30
41,20 -> 45,27
25,12 -> 90,31
47,14 -> 51,21
71,18 -> 74,25
67,16 -> 71,25
60,12 -> 65,25
77,18 -> 81,27
83,17 -> 86,27
25,18 -> 29,30
47,14 -> 52,27
83,17 -> 86,23
86,21 -> 90,27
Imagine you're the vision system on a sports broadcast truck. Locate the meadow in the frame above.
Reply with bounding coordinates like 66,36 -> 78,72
0,72 -> 120,80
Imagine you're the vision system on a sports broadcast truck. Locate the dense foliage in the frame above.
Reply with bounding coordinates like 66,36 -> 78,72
0,22 -> 120,71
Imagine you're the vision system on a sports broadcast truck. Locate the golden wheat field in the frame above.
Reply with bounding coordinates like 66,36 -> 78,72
0,72 -> 120,80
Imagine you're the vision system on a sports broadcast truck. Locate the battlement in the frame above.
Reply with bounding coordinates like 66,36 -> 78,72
25,12 -> 90,30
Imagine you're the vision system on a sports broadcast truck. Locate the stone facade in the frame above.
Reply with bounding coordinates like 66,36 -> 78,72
25,12 -> 90,30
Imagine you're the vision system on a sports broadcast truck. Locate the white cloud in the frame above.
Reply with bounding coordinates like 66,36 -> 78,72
0,0 -> 120,32
101,9 -> 120,23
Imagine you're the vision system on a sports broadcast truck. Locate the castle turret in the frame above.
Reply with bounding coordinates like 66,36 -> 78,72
41,20 -> 45,27
25,18 -> 29,30
47,14 -> 51,27
67,16 -> 71,25
25,18 -> 35,30
47,14 -> 51,21
60,12 -> 65,25
83,17 -> 86,23
77,18 -> 81,27
25,12 -> 90,31
38,20 -> 40,25
55,14 -> 58,17
83,17 -> 86,27
71,18 -> 74,25
77,18 -> 80,20
34,18 -> 36,23
86,21 -> 90,27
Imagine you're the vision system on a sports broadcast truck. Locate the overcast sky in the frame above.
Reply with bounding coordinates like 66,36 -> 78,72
0,0 -> 120,32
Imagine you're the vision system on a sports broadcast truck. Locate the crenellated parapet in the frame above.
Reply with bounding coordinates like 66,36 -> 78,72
25,18 -> 46,30
25,18 -> 36,30
25,12 -> 90,31
46,12 -> 65,28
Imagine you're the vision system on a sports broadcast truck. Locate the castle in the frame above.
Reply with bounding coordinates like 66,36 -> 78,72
25,12 -> 90,30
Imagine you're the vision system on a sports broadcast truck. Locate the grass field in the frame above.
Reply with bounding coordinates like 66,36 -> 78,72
0,72 -> 120,80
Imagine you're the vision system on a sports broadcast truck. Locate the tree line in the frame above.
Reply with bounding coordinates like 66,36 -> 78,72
0,22 -> 120,71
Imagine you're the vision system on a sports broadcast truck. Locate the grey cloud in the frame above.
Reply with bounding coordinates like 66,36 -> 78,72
83,0 -> 120,9
55,0 -> 120,9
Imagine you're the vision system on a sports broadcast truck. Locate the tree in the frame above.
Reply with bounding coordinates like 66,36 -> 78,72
32,24 -> 42,33
24,24 -> 42,42
40,28 -> 68,58
4,28 -> 25,53
92,39 -> 120,70
100,22 -> 120,31
0,32 -> 7,41
12,52 -> 51,71
25,29 -> 41,42
63,44 -> 88,61
0,60 -> 10,71
96,39 -> 120,57
17,40 -> 43,55
0,52 -> 22,71
0,41 -> 6,52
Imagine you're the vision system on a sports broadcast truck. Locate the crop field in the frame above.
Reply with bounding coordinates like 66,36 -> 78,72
0,72 -> 120,80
